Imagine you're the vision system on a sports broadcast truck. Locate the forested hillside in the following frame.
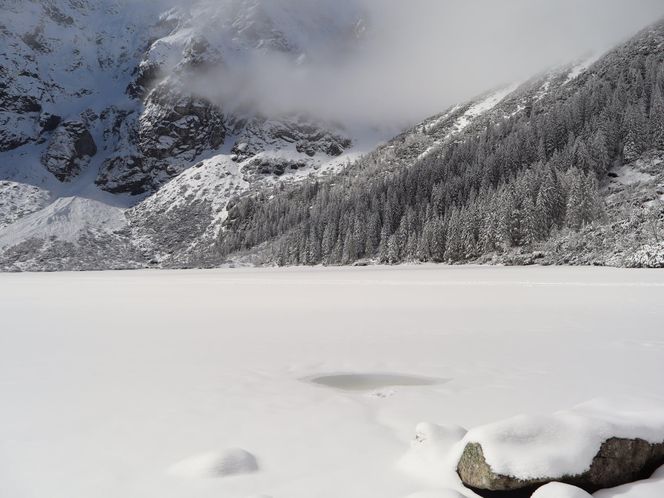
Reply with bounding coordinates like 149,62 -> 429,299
217,20 -> 664,268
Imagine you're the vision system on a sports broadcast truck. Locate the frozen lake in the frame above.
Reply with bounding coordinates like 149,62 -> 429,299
1,266 -> 664,498
306,373 -> 446,391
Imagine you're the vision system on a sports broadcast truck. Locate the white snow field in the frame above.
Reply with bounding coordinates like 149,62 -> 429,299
1,266 -> 664,498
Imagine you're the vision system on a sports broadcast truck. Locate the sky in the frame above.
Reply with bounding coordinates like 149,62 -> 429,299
184,0 -> 664,126
357,0 -> 664,122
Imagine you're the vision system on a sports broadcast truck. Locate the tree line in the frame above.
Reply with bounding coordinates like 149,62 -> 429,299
216,26 -> 664,266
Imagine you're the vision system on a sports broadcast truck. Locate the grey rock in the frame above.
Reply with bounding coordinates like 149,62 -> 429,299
39,113 -> 62,132
138,80 -> 226,161
457,438 -> 664,495
96,155 -> 150,195
41,121 -> 97,182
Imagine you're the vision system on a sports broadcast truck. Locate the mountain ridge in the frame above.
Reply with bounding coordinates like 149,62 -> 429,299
215,19 -> 664,269
0,6 -> 663,270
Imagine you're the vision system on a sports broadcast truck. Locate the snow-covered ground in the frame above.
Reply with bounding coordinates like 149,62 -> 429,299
1,266 -> 664,498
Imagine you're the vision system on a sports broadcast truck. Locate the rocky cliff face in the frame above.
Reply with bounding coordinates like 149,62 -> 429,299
4,2 -> 660,272
41,120 -> 97,181
0,0 -> 151,150
0,0 -> 376,270
88,0 -> 365,195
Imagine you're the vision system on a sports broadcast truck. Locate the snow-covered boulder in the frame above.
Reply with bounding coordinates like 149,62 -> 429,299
531,482 -> 592,497
456,400 -> 664,494
168,448 -> 259,479
41,121 -> 97,181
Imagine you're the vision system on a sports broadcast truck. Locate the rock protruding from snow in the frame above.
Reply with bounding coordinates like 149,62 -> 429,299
594,465 -> 664,498
532,483 -> 592,498
41,121 -> 97,182
0,102 -> 41,152
457,400 -> 664,494
96,155 -> 148,195
139,82 -> 226,162
169,449 -> 259,479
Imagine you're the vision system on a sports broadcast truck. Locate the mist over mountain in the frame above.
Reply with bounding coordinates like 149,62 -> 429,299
0,0 -> 664,270
218,17 -> 664,268
165,0 -> 664,125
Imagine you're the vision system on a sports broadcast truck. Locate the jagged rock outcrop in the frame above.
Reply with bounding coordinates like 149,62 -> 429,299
0,63 -> 42,151
38,112 -> 62,133
139,83 -> 226,162
229,116 -> 352,164
0,96 -> 42,151
457,438 -> 664,495
94,1 -> 359,194
6,1 -> 662,272
0,0 -> 372,271
96,155 -> 147,195
244,157 -> 307,178
41,121 -> 97,181
91,1 -> 360,195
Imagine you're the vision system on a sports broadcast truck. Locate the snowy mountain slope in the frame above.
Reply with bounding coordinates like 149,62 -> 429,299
0,0 -> 154,153
127,125 -> 385,268
333,58 -> 597,184
95,0 -> 368,195
0,36 -> 629,271
0,0 -> 387,270
217,20 -> 664,267
0,181 -> 50,230
0,0 -> 159,269
0,196 -> 126,249
2,4 -> 663,271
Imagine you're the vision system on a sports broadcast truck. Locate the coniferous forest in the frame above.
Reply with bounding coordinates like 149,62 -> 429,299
216,23 -> 664,267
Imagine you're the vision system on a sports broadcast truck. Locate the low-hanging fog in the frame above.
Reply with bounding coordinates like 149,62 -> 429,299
184,0 -> 664,127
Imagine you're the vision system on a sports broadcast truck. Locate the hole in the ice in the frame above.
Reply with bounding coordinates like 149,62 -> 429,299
306,373 -> 447,391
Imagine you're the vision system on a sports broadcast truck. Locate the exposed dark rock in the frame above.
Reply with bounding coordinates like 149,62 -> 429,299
21,26 -> 49,52
39,113 -> 62,132
245,157 -> 307,178
138,81 -> 226,163
41,121 -> 97,181
43,3 -> 74,26
127,61 -> 162,100
96,155 -> 150,195
458,438 -> 664,496
8,96 -> 42,114
231,141 -> 254,162
0,80 -> 43,151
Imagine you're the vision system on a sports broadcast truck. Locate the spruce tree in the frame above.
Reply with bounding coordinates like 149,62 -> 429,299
649,83 -> 664,149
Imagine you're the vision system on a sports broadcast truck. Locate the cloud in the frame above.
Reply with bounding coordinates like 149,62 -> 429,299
183,0 -> 664,127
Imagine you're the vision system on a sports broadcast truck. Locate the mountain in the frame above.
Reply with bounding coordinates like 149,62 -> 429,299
0,0 -> 382,270
1,3 -> 663,271
217,20 -> 664,269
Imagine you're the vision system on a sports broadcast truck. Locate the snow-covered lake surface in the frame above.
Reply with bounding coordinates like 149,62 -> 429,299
1,266 -> 664,498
